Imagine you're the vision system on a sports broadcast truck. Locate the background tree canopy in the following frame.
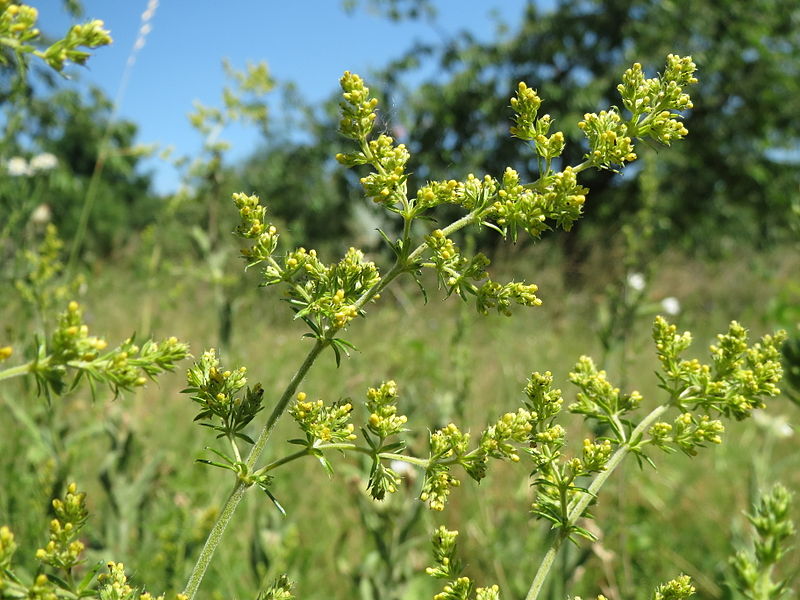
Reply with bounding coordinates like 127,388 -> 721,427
1,79 -> 157,258
239,0 -> 800,258
4,0 -> 798,262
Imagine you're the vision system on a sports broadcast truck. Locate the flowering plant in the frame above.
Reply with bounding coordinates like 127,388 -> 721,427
0,8 -> 794,598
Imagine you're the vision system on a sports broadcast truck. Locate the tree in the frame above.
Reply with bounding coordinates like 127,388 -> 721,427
366,0 -> 800,255
1,85 -> 158,257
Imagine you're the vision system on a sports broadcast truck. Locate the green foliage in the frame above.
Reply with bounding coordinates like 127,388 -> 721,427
0,483 -> 188,600
0,85 -> 159,257
781,326 -> 800,405
731,484 -> 796,600
341,0 -> 435,21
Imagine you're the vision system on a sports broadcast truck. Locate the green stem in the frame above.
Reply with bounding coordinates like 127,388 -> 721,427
182,480 -> 247,600
378,451 -> 429,468
320,444 -> 430,469
524,403 -> 669,600
183,338 -> 327,599
407,211 -> 480,265
525,542 -> 562,600
261,448 -> 310,473
571,159 -> 594,174
261,445 -> 430,475
245,339 -> 328,471
229,437 -> 242,463
0,361 -> 33,382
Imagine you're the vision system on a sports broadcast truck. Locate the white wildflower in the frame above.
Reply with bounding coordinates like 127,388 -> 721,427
390,459 -> 415,476
752,410 -> 793,439
29,152 -> 58,172
7,156 -> 31,176
30,204 -> 52,224
661,297 -> 681,315
626,272 -> 646,291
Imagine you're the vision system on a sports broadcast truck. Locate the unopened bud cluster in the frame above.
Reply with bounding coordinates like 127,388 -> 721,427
649,413 -> 725,456
617,54 -> 697,146
653,316 -> 785,422
578,110 -> 636,168
425,228 -> 541,316
0,2 -> 112,73
335,74 -> 411,208
338,71 -> 378,140
569,356 -> 643,426
233,192 -> 278,266
359,381 -> 409,500
34,483 -> 87,570
290,391 -> 356,444
43,18 -> 111,70
365,380 -> 407,438
1,3 -> 41,45
426,527 -> 501,600
97,561 -> 187,600
30,302 -> 188,398
479,409 -> 533,462
233,196 -> 381,335
355,134 -> 410,206
185,349 -> 265,442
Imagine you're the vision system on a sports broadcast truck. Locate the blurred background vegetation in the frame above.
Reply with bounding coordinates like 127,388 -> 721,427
1,1 -> 799,599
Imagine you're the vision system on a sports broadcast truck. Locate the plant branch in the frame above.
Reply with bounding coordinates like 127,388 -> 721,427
524,403 -> 669,600
183,337 -> 327,599
186,178 -> 548,599
0,361 -> 33,382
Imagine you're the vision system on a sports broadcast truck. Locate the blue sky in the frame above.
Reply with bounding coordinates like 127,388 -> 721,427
32,1 -> 530,194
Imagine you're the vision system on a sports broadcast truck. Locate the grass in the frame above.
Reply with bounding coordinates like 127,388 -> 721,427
1,237 -> 798,600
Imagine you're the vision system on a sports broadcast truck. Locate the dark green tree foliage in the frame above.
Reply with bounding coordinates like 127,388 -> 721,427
1,85 -> 158,256
371,0 -> 800,253
341,0 -> 435,21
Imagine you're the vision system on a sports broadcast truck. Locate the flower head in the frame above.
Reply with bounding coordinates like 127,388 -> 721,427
29,152 -> 58,172
661,296 -> 681,315
627,272 -> 646,291
6,156 -> 30,176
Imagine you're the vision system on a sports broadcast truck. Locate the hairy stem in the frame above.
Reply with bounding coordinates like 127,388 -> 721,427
262,444 -> 430,475
182,480 -> 247,600
0,361 -> 32,382
524,403 -> 669,600
183,338 -> 327,599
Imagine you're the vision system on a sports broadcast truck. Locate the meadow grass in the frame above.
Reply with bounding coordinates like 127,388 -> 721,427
2,239 -> 795,600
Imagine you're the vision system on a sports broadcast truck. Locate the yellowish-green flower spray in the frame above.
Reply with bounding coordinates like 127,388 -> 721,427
0,8 -> 793,599
173,54 -> 788,600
